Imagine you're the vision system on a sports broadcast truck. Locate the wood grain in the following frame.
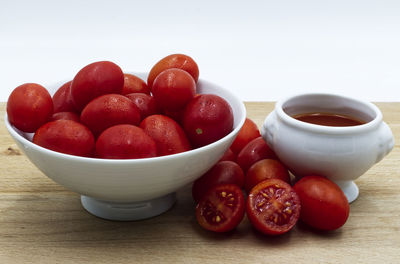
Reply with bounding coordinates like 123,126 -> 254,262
0,102 -> 399,264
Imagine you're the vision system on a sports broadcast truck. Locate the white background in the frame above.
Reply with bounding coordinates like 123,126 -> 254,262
1,0 -> 400,102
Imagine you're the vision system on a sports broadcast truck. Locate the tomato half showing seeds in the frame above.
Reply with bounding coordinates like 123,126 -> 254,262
147,53 -> 199,88
33,120 -> 95,157
247,178 -> 301,235
192,161 -> 245,203
196,184 -> 245,232
7,83 -> 53,133
293,175 -> 349,231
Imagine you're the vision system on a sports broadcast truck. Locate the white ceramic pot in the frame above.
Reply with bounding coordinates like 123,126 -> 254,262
262,93 -> 394,203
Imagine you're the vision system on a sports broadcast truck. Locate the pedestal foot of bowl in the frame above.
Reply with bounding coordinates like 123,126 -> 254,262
81,193 -> 176,221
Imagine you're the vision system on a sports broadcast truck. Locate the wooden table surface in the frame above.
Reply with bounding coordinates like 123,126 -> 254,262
0,102 -> 399,264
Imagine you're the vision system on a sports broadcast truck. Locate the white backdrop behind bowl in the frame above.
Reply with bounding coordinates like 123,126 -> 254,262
1,0 -> 400,102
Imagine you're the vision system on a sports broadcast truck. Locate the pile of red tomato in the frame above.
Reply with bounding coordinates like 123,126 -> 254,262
7,53 -> 350,236
193,118 -> 350,234
6,54 -> 234,159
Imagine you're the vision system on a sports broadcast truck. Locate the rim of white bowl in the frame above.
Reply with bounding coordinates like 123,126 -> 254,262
275,92 -> 383,134
5,78 -> 247,164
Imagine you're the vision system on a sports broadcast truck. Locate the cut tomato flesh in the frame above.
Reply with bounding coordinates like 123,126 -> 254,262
196,184 -> 245,232
247,179 -> 301,235
253,186 -> 298,227
201,190 -> 238,225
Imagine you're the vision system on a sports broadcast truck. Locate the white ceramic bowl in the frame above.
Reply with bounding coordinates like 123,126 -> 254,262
262,93 -> 394,203
5,73 -> 246,220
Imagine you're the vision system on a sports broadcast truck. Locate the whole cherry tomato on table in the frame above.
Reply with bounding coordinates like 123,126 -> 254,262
196,184 -> 245,232
236,137 -> 277,173
147,53 -> 199,88
192,161 -> 245,203
246,178 -> 301,235
219,148 -> 236,162
33,120 -> 95,157
245,159 -> 290,193
293,175 -> 349,231
140,115 -> 191,156
230,118 -> 260,154
71,61 -> 124,111
182,94 -> 233,148
7,83 -> 53,133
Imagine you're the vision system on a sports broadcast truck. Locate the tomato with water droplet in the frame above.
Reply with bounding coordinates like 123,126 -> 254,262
183,94 -> 233,148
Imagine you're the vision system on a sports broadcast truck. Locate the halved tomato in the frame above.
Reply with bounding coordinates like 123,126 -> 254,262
246,178 -> 301,235
196,184 -> 245,232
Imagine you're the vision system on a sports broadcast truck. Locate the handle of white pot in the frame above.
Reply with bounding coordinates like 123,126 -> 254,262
375,121 -> 395,163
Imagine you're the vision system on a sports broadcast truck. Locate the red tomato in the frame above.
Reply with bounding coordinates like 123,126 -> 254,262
147,54 -> 199,88
182,94 -> 233,148
7,83 -> 53,133
293,175 -> 349,231
122,74 -> 150,95
245,159 -> 290,193
51,111 -> 80,122
236,137 -> 277,173
219,148 -> 236,162
96,124 -> 157,159
196,184 -> 245,232
125,93 -> 159,120
52,81 -> 78,113
152,68 -> 196,112
33,120 -> 95,157
80,94 -> 141,137
140,115 -> 191,156
162,108 -> 184,124
247,178 -> 301,235
230,118 -> 260,154
192,161 -> 245,202
71,61 -> 124,111
158,94 -> 201,125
